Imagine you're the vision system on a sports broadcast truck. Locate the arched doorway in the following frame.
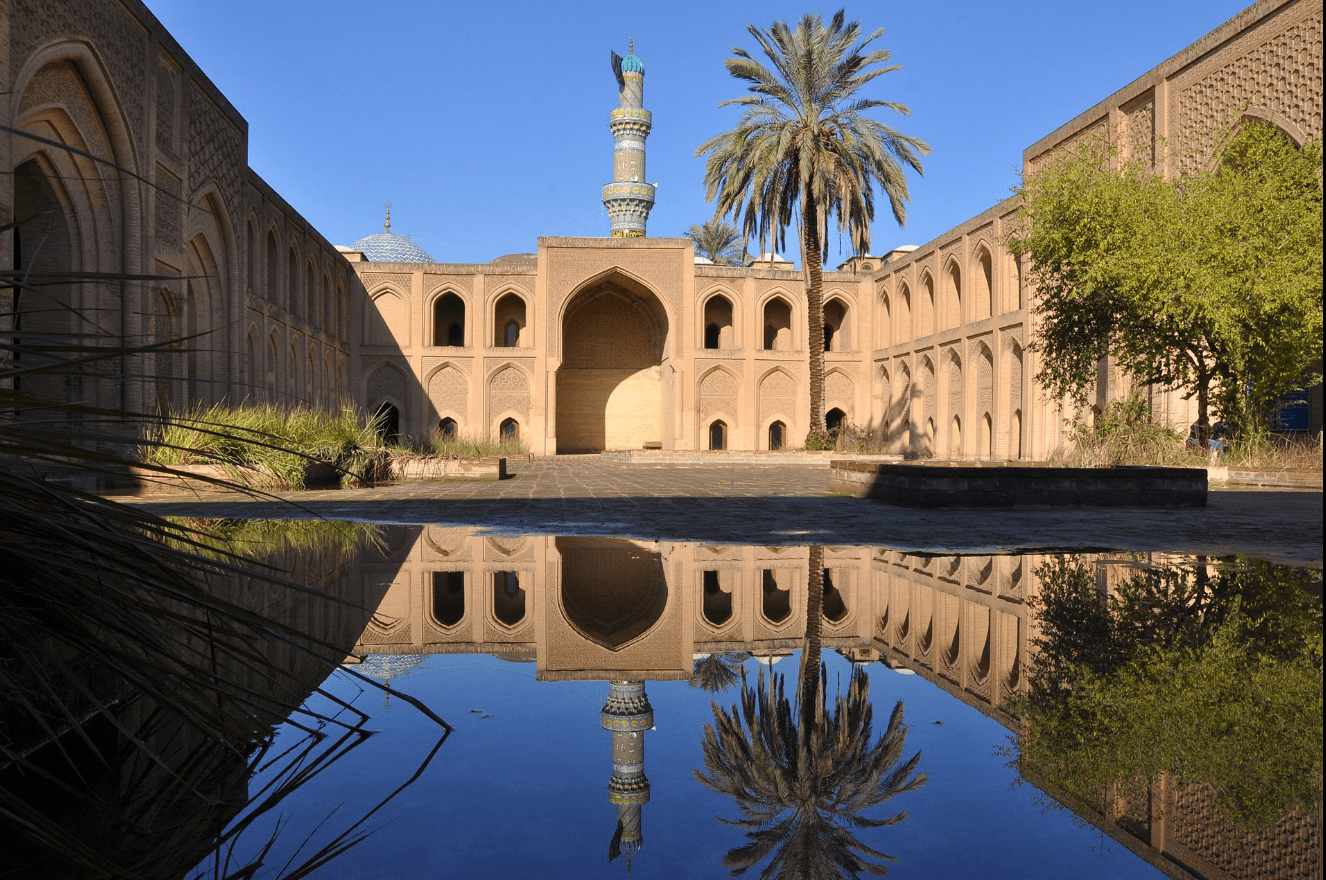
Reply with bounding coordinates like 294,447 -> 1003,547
373,401 -> 400,445
556,273 -> 669,452
709,420 -> 726,450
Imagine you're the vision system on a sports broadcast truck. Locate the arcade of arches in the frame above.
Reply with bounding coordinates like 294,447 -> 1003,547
4,0 -> 1319,461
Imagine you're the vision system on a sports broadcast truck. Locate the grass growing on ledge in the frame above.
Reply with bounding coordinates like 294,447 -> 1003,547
144,403 -> 382,489
1055,392 -> 1323,469
427,432 -> 527,460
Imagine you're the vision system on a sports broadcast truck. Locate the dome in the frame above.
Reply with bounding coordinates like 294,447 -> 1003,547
621,52 -> 644,73
350,230 -> 433,263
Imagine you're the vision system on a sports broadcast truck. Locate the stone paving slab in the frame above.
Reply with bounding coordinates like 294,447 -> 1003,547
126,459 -> 1324,567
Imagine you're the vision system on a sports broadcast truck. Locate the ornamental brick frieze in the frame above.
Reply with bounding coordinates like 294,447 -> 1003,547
11,0 -> 148,154
186,84 -> 242,207
1175,9 -> 1322,170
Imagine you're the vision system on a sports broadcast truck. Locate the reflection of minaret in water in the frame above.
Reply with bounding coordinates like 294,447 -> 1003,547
602,679 -> 653,870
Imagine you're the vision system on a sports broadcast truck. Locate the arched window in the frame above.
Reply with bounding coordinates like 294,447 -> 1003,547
493,292 -> 526,347
823,299 -> 848,351
373,401 -> 400,445
826,407 -> 846,434
768,420 -> 785,451
762,297 -> 792,351
287,247 -> 299,315
943,263 -> 962,330
702,570 -> 732,626
433,293 -> 465,347
950,415 -> 962,457
709,420 -> 727,451
492,571 -> 525,627
762,569 -> 791,624
823,569 -> 848,622
500,417 -> 519,443
703,294 -> 734,349
245,221 -> 256,294
432,571 -> 465,627
438,417 -> 457,439
266,231 -> 280,306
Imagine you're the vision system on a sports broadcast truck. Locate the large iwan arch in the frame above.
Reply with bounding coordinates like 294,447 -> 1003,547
556,270 -> 670,452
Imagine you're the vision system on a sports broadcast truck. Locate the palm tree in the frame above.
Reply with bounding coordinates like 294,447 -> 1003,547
695,549 -> 927,878
687,218 -> 750,266
696,11 -> 928,443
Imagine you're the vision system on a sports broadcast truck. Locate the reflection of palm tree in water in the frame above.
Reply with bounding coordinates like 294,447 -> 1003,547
691,652 -> 754,693
696,547 -> 928,877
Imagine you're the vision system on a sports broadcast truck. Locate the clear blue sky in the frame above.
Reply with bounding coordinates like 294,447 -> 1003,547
147,0 -> 1253,266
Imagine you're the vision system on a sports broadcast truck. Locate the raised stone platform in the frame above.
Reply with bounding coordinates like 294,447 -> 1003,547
831,460 -> 1207,508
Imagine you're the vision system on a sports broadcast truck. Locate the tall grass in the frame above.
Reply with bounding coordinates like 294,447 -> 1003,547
1057,391 -> 1324,468
145,403 -> 382,488
427,431 -> 527,459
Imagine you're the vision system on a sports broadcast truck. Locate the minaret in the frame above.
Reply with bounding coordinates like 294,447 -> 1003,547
602,679 -> 653,870
603,41 -> 654,237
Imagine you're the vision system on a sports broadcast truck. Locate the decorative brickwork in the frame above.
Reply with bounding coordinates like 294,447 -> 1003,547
428,365 -> 468,419
186,84 -> 242,206
758,369 -> 796,426
11,0 -> 148,148
699,368 -> 739,420
1123,93 -> 1155,167
489,366 -> 530,421
155,60 -> 178,156
826,370 -> 854,417
366,361 -> 408,403
1176,11 -> 1323,169
154,165 -> 182,247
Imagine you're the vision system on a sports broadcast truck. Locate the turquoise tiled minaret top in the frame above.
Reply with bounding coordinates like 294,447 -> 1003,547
603,40 -> 654,237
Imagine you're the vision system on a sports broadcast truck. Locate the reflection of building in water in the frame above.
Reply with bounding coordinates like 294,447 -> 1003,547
351,529 -> 885,676
871,550 -> 1321,880
603,680 -> 653,870
350,530 -> 1320,880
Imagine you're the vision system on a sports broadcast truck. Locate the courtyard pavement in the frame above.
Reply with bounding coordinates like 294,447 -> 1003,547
129,458 -> 1324,567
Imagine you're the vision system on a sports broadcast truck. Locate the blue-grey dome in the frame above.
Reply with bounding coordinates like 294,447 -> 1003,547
350,231 -> 433,263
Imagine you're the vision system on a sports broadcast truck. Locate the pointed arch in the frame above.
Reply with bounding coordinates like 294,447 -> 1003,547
972,245 -> 994,321
701,288 -> 737,349
941,258 -> 962,330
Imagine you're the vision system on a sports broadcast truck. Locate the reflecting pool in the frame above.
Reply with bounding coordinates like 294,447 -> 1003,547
2,523 -> 1319,879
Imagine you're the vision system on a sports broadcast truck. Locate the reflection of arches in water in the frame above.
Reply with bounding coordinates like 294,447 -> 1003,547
761,569 -> 791,624
431,571 -> 465,627
702,570 -> 732,626
492,571 -> 525,627
374,402 -> 400,445
558,538 -> 668,650
822,569 -> 847,622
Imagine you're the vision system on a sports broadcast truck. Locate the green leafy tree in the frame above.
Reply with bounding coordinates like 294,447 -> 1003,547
696,11 -> 928,443
696,549 -> 927,877
687,219 -> 750,266
1008,121 -> 1323,439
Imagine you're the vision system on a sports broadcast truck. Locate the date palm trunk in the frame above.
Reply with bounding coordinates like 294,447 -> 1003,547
803,199 -> 828,444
